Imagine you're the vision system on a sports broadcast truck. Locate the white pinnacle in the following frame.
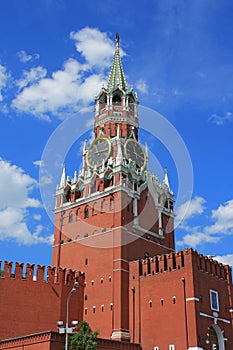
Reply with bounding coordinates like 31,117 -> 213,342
163,167 -> 170,189
59,164 -> 66,188
116,125 -> 123,165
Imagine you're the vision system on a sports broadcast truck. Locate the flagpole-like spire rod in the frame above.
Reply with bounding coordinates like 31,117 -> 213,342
116,32 -> 120,44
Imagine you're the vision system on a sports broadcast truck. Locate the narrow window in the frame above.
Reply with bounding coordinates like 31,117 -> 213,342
101,278 -> 103,284
68,211 -> 73,223
110,303 -> 113,311
110,197 -> 114,211
101,304 -> 104,312
93,306 -> 96,314
101,199 -> 105,213
109,276 -> 112,282
84,205 -> 89,218
155,256 -> 159,273
210,290 -> 219,311
169,345 -> 175,350
76,208 -> 80,220
92,202 -> 97,216
91,280 -> 94,286
85,258 -> 88,265
149,300 -> 152,308
173,296 -> 176,305
139,260 -> 143,276
160,299 -> 164,306
85,308 -> 88,315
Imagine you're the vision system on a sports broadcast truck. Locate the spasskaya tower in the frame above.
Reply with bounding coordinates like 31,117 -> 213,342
52,33 -> 175,341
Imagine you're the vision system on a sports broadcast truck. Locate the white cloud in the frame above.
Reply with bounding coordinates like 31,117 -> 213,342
171,87 -> 183,96
177,231 -> 220,247
208,112 -> 233,126
177,197 -> 233,248
176,196 -> 206,225
12,58 -> 105,120
70,27 -> 124,68
33,214 -> 42,221
0,64 -> 9,102
0,158 -> 51,245
206,199 -> 233,235
136,79 -> 148,94
17,50 -> 40,63
11,28 -> 128,120
214,254 -> 233,267
33,160 -> 44,167
152,88 -> 165,104
17,66 -> 47,90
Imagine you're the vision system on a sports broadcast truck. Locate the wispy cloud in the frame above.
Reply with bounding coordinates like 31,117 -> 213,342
175,196 -> 206,226
0,64 -> 10,102
16,66 -> 47,90
177,197 -> 233,248
136,79 -> 148,94
17,50 -> 40,63
215,254 -> 233,267
171,87 -> 183,96
208,112 -> 233,126
0,157 -> 51,245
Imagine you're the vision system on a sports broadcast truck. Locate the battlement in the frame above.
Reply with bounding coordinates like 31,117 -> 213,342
0,260 -> 84,285
130,248 -> 231,280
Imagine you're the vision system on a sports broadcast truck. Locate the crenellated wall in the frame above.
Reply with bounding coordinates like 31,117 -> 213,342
0,261 -> 84,341
129,248 -> 233,350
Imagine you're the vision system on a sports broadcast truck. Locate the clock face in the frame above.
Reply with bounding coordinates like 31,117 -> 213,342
86,137 -> 111,168
124,138 -> 146,168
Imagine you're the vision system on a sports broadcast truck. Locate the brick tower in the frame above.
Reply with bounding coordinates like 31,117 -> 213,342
52,33 -> 175,341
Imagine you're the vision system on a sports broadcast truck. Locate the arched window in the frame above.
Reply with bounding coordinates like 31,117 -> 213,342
110,197 -> 114,211
113,94 -> 121,103
68,211 -> 73,223
84,205 -> 89,219
76,208 -> 80,220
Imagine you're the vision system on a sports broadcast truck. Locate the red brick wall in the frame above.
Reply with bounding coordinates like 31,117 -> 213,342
129,249 -> 233,350
0,262 -> 84,340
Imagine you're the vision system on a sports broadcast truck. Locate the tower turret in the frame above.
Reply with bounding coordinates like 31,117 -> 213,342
94,33 -> 139,139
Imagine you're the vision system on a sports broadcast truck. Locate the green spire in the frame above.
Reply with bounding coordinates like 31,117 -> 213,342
107,33 -> 128,91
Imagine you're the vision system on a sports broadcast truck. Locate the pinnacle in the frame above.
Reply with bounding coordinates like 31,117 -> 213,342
107,33 -> 128,91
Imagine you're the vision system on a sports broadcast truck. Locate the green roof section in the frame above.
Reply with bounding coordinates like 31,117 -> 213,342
107,33 -> 128,92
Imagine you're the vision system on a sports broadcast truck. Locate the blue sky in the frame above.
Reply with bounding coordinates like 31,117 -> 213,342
0,0 -> 233,267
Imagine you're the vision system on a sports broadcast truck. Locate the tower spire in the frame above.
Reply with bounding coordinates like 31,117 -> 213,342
107,33 -> 128,91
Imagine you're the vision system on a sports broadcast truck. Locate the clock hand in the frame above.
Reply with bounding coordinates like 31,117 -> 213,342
94,149 -> 109,154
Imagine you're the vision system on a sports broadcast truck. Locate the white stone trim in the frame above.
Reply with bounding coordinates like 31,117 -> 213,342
188,347 -> 203,350
186,297 -> 200,302
200,312 -> 230,324
113,268 -> 129,273
111,331 -> 130,340
113,258 -> 128,263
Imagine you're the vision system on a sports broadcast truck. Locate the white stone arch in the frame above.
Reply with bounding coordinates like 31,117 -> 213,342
211,324 -> 225,350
